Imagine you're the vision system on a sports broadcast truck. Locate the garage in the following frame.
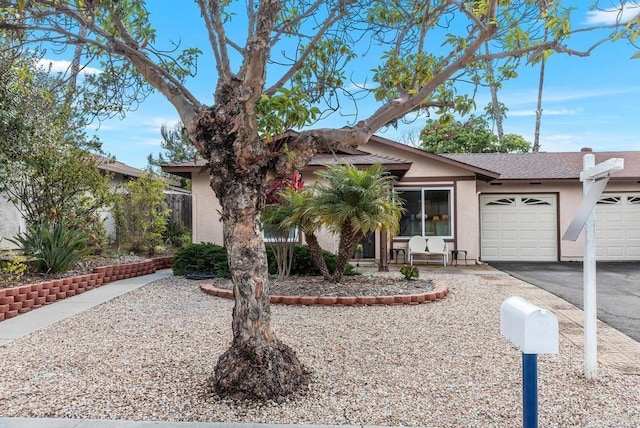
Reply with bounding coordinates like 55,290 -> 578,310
595,193 -> 640,260
480,194 -> 558,261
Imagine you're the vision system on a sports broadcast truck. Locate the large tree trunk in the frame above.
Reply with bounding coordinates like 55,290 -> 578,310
212,186 -> 309,399
194,85 -> 309,400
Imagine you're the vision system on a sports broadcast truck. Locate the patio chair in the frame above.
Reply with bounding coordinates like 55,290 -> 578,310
408,235 -> 428,265
426,237 -> 448,266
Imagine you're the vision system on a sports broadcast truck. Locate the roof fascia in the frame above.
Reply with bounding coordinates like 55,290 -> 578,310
367,134 -> 500,180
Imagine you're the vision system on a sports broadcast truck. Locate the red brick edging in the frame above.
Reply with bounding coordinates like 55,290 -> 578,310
0,256 -> 173,322
200,280 -> 449,306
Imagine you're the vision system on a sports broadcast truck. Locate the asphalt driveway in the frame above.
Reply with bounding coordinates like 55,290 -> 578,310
489,262 -> 640,343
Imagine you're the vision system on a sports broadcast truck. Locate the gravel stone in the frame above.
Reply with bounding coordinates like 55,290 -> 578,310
0,272 -> 638,427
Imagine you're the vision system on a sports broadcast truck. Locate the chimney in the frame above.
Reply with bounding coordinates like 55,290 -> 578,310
581,147 -> 593,153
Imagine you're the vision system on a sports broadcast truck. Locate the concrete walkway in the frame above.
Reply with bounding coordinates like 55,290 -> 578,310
471,268 -> 640,375
0,269 -> 173,347
0,263 -> 639,427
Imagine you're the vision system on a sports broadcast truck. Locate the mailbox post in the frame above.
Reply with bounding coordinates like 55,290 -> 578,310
501,297 -> 559,428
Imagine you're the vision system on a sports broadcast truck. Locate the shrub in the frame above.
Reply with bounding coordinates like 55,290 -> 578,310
400,264 -> 419,280
0,251 -> 28,281
163,218 -> 189,248
113,173 -> 170,255
268,245 -> 357,277
9,220 -> 89,273
174,243 -> 355,279
172,242 -> 230,278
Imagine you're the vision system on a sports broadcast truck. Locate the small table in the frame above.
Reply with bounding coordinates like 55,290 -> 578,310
392,248 -> 406,264
450,250 -> 468,266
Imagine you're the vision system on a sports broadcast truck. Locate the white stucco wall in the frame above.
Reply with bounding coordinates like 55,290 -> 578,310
0,196 -> 25,250
191,169 -> 224,245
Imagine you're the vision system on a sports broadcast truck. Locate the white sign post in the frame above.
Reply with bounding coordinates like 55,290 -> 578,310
562,155 -> 623,379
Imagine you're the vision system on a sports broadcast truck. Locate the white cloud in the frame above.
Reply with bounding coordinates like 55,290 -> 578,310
509,108 -> 579,117
93,113 -> 179,133
141,116 -> 181,129
37,58 -> 102,75
584,2 -> 640,25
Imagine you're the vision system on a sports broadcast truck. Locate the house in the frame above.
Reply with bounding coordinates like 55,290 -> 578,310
162,134 -> 640,263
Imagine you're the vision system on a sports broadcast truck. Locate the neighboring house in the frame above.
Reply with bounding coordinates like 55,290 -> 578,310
0,157 -> 190,249
162,134 -> 640,263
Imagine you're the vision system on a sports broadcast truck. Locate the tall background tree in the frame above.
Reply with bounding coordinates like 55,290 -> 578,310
2,0 -> 637,400
0,43 -> 112,245
420,114 -> 532,153
147,122 -> 198,172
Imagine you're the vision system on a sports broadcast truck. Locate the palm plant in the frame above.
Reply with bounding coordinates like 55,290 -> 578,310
277,187 -> 332,280
311,163 -> 403,282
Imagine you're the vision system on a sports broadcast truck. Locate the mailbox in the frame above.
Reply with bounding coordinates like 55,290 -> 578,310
500,296 -> 559,355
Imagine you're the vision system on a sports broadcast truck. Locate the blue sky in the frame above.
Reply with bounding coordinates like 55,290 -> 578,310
40,2 -> 640,169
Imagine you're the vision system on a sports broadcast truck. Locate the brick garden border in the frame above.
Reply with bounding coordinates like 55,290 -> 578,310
200,279 -> 449,306
0,256 -> 173,322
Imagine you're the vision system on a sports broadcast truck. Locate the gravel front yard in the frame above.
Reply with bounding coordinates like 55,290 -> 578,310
0,272 -> 638,427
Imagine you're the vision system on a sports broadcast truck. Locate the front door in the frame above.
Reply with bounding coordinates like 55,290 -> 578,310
361,232 -> 376,258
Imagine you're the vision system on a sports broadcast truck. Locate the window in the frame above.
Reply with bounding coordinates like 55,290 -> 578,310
262,224 -> 299,243
396,187 -> 454,238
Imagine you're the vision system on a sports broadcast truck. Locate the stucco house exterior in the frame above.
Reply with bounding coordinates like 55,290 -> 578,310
162,134 -> 640,264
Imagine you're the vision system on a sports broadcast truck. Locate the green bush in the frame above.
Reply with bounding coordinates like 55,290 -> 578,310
113,173 -> 170,255
267,245 -> 356,276
163,218 -> 189,248
172,242 -> 230,278
0,251 -> 28,281
9,220 -> 89,273
174,243 -> 355,278
400,264 -> 419,280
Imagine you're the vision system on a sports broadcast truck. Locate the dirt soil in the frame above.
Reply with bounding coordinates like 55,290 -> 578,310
213,274 -> 434,297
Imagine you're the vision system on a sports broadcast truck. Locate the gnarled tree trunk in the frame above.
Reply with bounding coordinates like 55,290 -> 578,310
212,183 -> 308,400
194,83 -> 310,400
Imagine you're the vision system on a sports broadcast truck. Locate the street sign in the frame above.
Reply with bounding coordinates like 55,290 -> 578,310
562,155 -> 623,380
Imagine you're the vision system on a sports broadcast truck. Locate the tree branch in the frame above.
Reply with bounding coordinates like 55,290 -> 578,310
197,0 -> 232,78
264,6 -> 344,95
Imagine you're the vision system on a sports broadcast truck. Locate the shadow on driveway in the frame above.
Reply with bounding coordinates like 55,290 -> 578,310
489,262 -> 640,343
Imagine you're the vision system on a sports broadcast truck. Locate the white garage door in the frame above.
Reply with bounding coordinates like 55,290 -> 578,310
480,194 -> 557,261
595,194 -> 640,261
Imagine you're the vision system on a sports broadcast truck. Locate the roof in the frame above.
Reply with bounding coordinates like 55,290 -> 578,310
160,133 -> 500,181
96,156 -> 186,190
97,157 -> 147,178
307,152 -> 411,168
161,148 -> 413,178
441,149 -> 640,180
366,134 -> 500,181
161,159 -> 208,178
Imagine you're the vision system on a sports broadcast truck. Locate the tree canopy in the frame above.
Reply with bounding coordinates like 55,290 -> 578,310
420,114 -> 532,153
0,43 -> 112,235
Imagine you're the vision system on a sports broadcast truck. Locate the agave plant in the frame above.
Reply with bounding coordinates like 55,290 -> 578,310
9,220 -> 90,273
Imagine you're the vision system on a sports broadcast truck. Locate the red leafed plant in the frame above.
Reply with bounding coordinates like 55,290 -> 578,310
266,172 -> 304,205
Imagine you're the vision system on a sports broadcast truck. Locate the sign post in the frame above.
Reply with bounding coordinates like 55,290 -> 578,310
562,155 -> 623,379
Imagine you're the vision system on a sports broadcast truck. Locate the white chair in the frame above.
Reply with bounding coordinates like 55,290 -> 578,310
426,237 -> 448,266
408,235 -> 428,265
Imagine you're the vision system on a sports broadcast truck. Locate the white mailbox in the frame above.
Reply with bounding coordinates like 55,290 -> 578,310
500,296 -> 559,354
